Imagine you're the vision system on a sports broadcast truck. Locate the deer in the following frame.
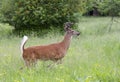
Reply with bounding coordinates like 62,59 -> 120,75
20,22 -> 80,67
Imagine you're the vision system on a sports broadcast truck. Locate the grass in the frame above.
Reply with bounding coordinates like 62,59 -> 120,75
0,17 -> 120,82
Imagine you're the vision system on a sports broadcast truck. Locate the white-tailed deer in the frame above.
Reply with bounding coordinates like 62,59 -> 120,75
20,22 -> 80,67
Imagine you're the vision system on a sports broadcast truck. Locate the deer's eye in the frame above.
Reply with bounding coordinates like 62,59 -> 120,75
72,31 -> 74,33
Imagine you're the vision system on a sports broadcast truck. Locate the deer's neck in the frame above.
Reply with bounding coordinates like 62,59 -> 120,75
60,33 -> 72,51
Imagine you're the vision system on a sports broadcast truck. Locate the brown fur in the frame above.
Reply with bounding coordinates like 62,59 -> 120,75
21,22 -> 80,66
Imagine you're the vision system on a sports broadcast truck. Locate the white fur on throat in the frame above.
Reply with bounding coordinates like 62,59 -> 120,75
20,36 -> 28,54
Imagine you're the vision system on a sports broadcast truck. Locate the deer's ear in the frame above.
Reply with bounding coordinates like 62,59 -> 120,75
64,22 -> 74,31
64,26 -> 69,31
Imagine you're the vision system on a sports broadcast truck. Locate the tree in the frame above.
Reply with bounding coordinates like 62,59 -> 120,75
83,0 -> 120,16
1,0 -> 82,30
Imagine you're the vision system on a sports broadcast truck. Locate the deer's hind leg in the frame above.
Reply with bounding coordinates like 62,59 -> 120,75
24,59 -> 37,67
27,53 -> 37,66
25,60 -> 31,67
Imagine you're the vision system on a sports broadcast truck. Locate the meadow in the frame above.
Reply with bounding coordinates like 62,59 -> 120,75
0,17 -> 120,82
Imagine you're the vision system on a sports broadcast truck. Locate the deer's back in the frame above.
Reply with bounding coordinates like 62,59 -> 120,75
23,43 -> 66,61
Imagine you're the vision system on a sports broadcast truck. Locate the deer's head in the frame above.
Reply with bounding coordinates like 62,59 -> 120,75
64,22 -> 80,36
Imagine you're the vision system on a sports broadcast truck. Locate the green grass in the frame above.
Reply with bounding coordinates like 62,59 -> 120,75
0,17 -> 120,82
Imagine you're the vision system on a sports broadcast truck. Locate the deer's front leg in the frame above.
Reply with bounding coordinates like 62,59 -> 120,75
56,59 -> 62,64
47,59 -> 62,68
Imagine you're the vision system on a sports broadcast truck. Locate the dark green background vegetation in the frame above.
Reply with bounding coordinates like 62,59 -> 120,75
0,0 -> 120,31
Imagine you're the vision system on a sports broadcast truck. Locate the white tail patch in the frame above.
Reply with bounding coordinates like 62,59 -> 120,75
20,36 -> 28,54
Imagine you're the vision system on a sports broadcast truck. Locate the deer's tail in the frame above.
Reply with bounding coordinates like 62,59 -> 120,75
20,36 -> 28,54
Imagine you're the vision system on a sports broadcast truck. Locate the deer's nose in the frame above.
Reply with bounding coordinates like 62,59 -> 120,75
77,32 -> 80,36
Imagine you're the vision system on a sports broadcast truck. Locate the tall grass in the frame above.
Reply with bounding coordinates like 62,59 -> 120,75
0,17 -> 120,82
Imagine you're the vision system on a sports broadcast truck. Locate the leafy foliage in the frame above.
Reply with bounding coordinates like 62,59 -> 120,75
1,0 -> 120,31
83,0 -> 120,16
1,0 -> 81,29
98,0 -> 120,16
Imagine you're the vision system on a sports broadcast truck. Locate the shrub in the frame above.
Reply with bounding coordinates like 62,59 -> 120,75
0,0 -> 15,23
98,0 -> 120,16
1,0 -> 82,30
83,0 -> 120,16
